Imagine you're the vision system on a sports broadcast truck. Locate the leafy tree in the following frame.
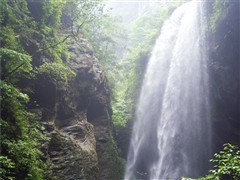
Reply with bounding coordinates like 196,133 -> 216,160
83,14 -> 126,71
0,81 -> 48,179
0,0 -> 35,81
38,0 -> 105,63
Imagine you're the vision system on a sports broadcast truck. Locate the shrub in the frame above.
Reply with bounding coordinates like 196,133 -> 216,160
182,143 -> 240,180
37,62 -> 76,87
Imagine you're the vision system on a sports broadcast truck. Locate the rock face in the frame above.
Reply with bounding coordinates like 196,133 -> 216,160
207,1 -> 240,152
30,39 -> 118,179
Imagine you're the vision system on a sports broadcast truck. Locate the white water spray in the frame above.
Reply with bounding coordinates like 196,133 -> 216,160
125,1 -> 211,179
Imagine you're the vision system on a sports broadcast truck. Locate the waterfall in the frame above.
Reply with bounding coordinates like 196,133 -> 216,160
125,1 -> 211,179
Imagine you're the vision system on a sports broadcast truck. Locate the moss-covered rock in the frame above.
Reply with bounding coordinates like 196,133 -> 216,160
29,38 -> 124,179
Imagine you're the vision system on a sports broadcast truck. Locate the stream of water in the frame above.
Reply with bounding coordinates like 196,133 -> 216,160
125,1 -> 211,179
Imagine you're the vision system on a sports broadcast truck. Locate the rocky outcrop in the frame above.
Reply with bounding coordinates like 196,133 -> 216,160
30,38 -> 121,179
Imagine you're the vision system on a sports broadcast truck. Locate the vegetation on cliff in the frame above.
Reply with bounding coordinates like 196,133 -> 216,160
1,0 -> 239,179
0,81 -> 48,179
111,1 -> 184,127
0,0 -> 124,179
208,0 -> 229,33
84,1 -> 185,127
182,144 -> 240,180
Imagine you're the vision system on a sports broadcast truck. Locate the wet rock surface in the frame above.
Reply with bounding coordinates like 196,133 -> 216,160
207,1 -> 240,152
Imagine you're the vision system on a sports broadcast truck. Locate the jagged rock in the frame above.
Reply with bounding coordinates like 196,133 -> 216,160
30,39 -> 118,179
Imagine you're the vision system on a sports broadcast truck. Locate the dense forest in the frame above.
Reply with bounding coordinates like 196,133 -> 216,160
0,0 -> 239,180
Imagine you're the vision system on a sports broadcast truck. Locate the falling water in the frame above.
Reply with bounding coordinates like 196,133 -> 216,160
125,1 -> 211,179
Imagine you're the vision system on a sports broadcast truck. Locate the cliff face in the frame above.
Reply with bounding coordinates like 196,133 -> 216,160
207,1 -> 240,151
30,39 -> 119,179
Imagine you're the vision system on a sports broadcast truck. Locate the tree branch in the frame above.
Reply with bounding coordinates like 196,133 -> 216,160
35,34 -> 72,55
3,62 -> 26,80
3,6 -> 95,80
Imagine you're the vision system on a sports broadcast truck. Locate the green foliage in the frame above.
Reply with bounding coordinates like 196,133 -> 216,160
182,143 -> 240,180
37,62 -> 76,87
83,14 -> 127,69
209,143 -> 240,179
0,48 -> 32,82
0,0 -> 38,59
130,1 -> 182,48
209,0 -> 229,33
0,26 -> 23,51
111,2 -> 184,126
112,101 -> 131,127
0,81 -> 48,179
65,0 -> 105,28
42,0 -> 65,29
0,0 -> 34,81
0,156 -> 15,180
0,1 -> 78,178
182,176 -> 216,180
106,134 -> 126,179
37,0 -> 105,63
40,0 -> 71,63
84,2 -> 183,127
0,0 -> 111,179
82,10 -> 131,126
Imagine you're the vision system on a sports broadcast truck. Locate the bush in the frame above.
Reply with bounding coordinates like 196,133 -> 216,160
209,143 -> 240,179
182,143 -> 240,180
0,81 -> 48,179
37,62 -> 76,87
